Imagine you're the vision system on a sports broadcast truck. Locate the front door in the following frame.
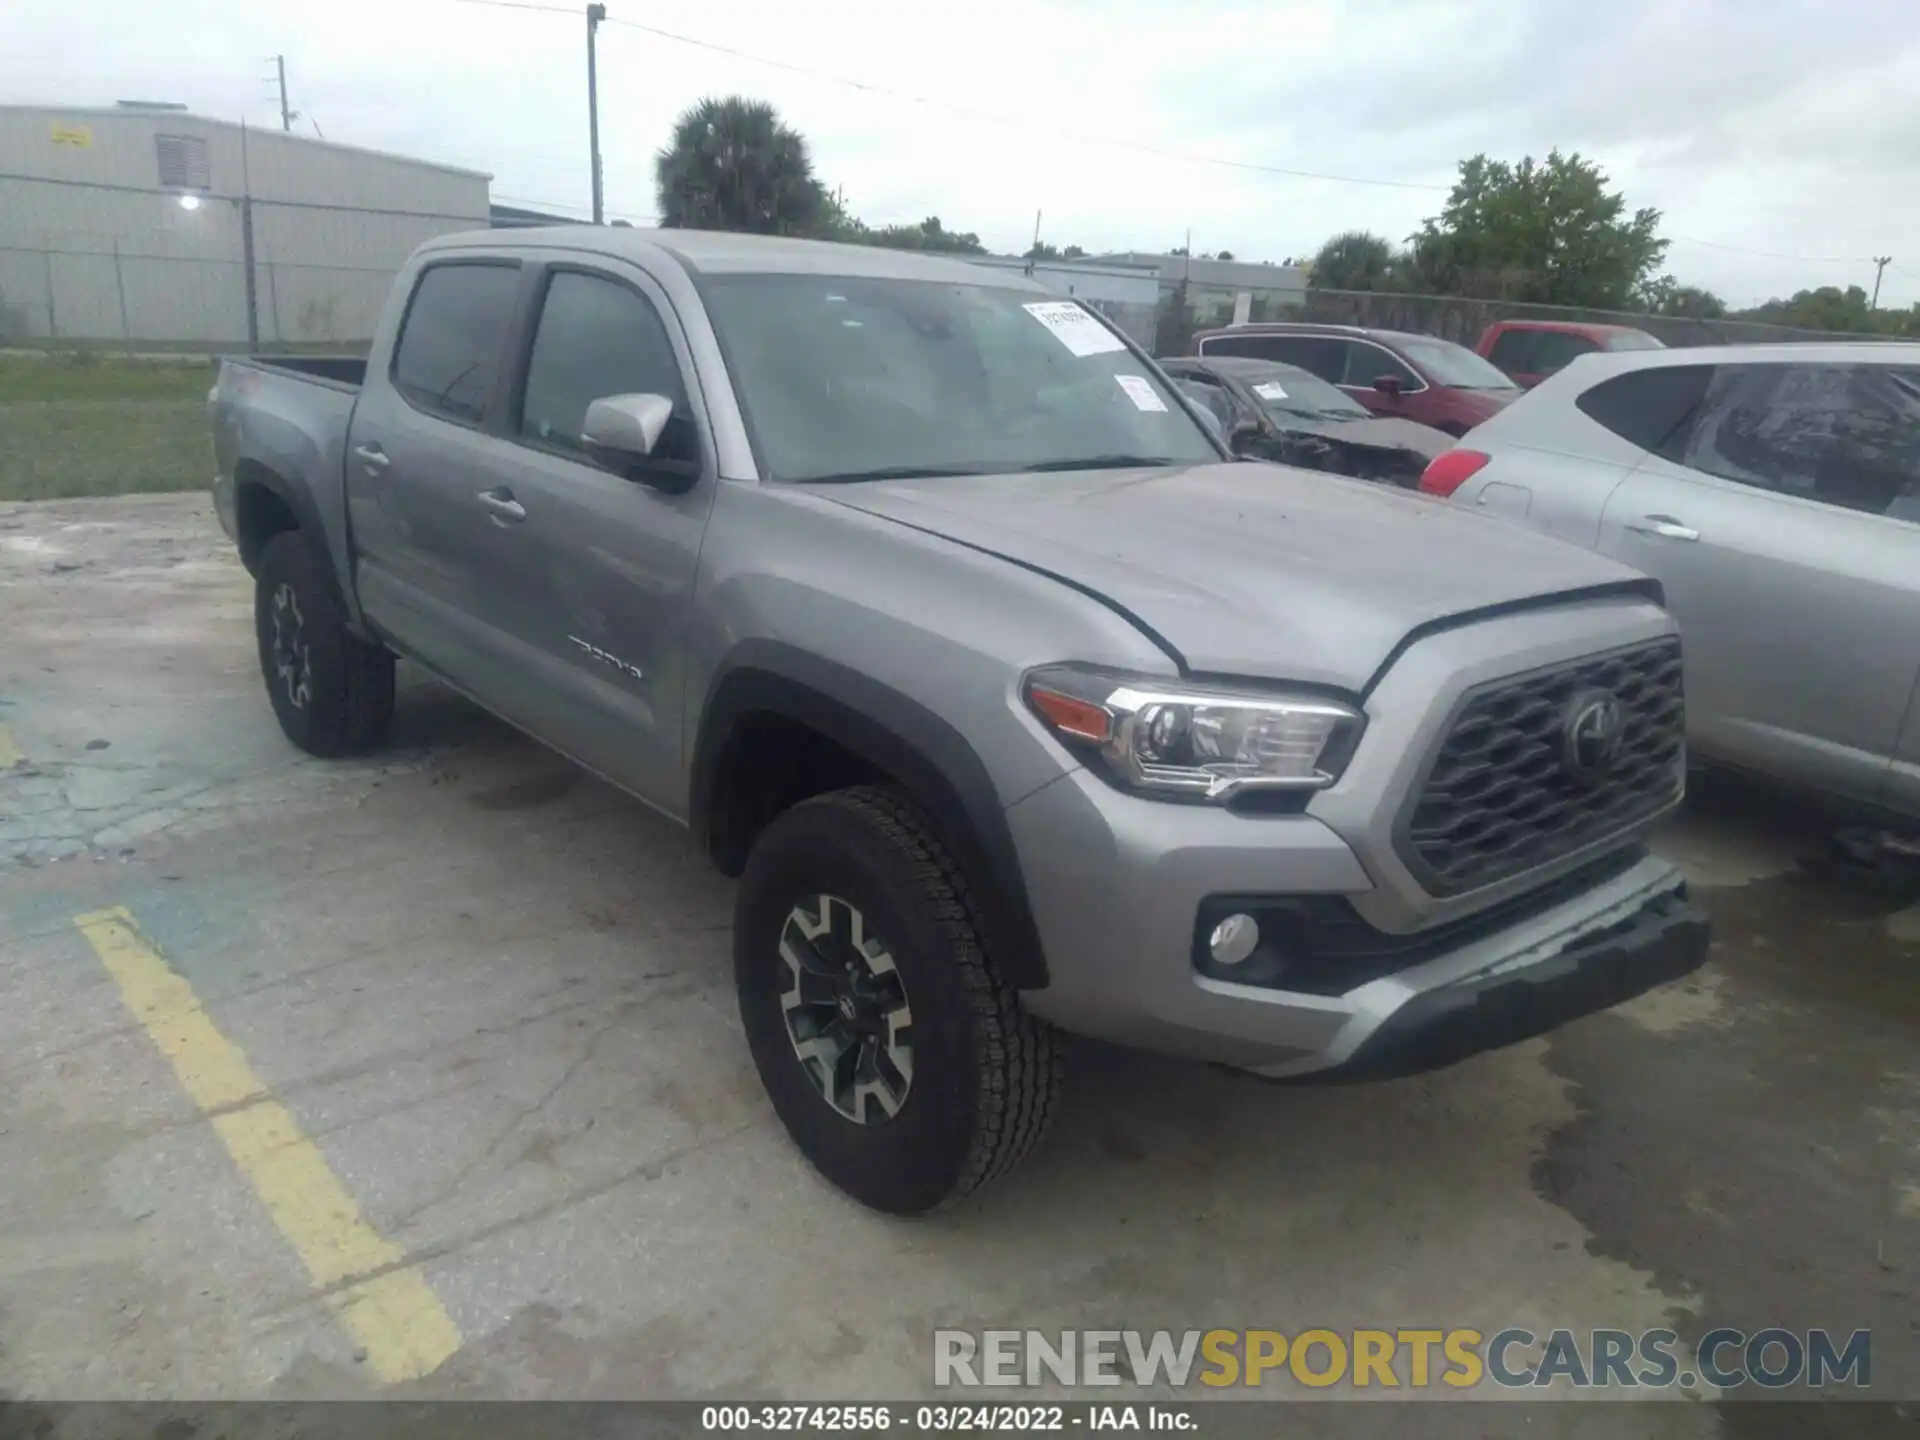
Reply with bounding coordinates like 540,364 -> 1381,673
1596,360 -> 1920,810
460,260 -> 716,809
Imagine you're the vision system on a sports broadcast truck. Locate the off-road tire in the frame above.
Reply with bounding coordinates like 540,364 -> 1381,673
254,532 -> 395,757
734,785 -> 1063,1214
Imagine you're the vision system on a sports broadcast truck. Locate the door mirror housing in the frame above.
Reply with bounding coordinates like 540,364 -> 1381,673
581,393 -> 697,492
1227,418 -> 1263,453
1373,374 -> 1405,399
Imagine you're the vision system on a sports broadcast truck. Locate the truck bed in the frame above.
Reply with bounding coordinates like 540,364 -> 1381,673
234,354 -> 369,391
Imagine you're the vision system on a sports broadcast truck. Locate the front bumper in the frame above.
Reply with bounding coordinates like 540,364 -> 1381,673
1261,880 -> 1707,1081
1006,765 -> 1708,1077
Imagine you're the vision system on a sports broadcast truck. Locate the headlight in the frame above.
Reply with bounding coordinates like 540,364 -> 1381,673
1023,665 -> 1364,802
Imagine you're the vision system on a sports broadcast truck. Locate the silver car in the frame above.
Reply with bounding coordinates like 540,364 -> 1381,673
1422,342 -> 1920,827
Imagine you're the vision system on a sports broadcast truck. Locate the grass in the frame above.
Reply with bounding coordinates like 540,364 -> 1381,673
0,354 -> 217,502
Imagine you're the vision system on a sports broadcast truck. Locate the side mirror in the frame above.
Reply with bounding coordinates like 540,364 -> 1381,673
1227,418 -> 1263,453
1373,375 -> 1405,399
581,393 -> 697,492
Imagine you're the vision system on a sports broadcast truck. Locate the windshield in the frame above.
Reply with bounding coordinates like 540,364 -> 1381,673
1239,365 -> 1371,421
1394,336 -> 1520,390
699,275 -> 1220,481
1606,330 -> 1666,352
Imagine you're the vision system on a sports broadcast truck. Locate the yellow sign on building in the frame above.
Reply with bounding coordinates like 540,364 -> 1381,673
50,123 -> 93,147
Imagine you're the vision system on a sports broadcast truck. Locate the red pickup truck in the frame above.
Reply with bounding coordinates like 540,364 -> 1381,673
1475,320 -> 1663,388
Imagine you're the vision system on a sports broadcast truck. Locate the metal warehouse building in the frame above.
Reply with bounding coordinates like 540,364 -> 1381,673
0,103 -> 491,349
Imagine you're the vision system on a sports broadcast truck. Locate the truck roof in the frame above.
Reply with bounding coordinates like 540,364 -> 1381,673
419,224 -> 1054,288
1483,319 -> 1653,339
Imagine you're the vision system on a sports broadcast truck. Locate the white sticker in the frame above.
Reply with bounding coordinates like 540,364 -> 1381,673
1115,374 -> 1168,412
1253,381 -> 1290,400
1022,301 -> 1127,357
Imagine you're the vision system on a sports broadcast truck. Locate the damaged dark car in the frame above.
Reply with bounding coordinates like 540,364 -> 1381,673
1160,355 -> 1452,488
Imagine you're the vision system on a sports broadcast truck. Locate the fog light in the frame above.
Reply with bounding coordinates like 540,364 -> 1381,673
1208,913 -> 1260,966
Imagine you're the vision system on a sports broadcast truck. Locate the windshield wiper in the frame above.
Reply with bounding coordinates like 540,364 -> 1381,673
1015,454 -> 1178,473
794,463 -> 997,484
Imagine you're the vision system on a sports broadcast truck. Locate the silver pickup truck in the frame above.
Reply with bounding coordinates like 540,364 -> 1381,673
209,227 -> 1709,1214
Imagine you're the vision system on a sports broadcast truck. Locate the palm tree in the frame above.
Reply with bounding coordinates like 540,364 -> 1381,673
654,97 -> 826,235
1307,231 -> 1400,292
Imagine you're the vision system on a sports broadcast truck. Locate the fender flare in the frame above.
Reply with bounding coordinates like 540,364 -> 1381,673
232,458 -> 328,570
691,642 -> 1050,991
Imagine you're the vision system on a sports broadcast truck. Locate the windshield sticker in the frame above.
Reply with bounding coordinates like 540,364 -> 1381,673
1022,301 -> 1127,357
1253,381 -> 1289,400
1115,374 -> 1168,412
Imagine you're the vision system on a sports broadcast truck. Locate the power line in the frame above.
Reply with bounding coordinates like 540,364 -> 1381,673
1667,234 -> 1868,265
449,0 -> 1448,194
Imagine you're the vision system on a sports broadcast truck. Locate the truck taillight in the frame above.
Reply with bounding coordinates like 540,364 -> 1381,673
1418,449 -> 1490,498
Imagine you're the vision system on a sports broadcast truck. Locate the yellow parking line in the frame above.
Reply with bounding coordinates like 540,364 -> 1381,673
74,906 -> 462,1383
0,723 -> 23,769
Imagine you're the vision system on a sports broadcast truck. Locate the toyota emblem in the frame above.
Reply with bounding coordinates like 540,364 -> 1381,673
1562,690 -> 1625,781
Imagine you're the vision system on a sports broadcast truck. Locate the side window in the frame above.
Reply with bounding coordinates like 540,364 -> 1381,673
1199,333 -> 1277,361
1812,367 -> 1919,520
1670,363 -> 1920,519
1531,330 -> 1600,374
519,271 -> 693,462
1487,328 -> 1537,373
390,263 -> 521,423
1173,374 -> 1242,431
1575,365 -> 1714,456
1340,342 -> 1418,389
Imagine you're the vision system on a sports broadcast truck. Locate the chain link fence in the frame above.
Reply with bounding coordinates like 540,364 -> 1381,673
0,178 -> 483,352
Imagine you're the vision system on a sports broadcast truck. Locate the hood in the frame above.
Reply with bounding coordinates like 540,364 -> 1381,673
1271,413 -> 1452,460
819,462 -> 1652,692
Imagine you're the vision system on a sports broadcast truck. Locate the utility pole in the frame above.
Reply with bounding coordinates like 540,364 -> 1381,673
586,4 -> 607,224
273,55 -> 297,133
1871,255 -> 1893,309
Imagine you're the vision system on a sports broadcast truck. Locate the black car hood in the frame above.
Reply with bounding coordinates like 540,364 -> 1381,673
1269,412 -> 1452,459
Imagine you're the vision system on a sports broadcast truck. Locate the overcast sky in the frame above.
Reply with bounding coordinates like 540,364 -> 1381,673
4,0 -> 1916,309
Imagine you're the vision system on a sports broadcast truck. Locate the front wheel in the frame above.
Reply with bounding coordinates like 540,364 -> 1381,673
734,786 -> 1063,1214
254,532 -> 395,757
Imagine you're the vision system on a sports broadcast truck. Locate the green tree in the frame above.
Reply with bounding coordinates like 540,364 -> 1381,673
1307,231 -> 1400,292
1636,276 -> 1729,319
655,96 -> 826,236
864,216 -> 986,254
1408,151 -> 1667,309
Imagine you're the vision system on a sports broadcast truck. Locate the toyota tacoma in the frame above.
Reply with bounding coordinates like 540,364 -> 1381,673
208,228 -> 1709,1214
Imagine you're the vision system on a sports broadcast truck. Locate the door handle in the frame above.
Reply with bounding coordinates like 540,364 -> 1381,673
477,489 -> 527,524
353,443 -> 390,474
1624,514 -> 1700,542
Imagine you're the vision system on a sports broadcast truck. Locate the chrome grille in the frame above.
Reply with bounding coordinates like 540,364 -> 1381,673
1398,638 -> 1685,896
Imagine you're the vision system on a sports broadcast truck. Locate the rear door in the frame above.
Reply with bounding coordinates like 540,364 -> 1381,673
1596,360 -> 1920,809
344,258 -> 527,683
464,259 -> 717,807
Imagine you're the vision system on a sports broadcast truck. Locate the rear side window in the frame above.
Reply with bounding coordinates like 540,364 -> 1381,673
1531,330 -> 1600,374
1677,363 -> 1920,520
1487,328 -> 1537,372
1200,333 -> 1342,381
519,271 -> 692,460
1575,365 -> 1714,455
390,263 -> 521,423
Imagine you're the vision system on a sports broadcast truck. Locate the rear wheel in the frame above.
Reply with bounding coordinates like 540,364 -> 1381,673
734,786 -> 1062,1213
254,532 -> 395,757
